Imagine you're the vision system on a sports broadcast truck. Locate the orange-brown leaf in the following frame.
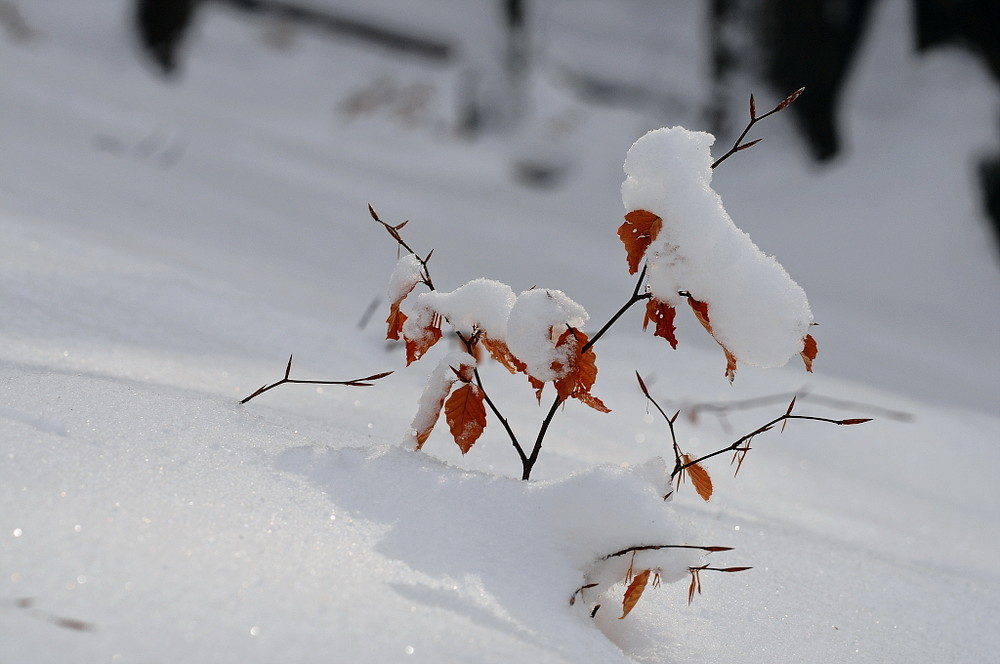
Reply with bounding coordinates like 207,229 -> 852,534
800,333 -> 818,372
643,298 -> 678,348
576,391 -> 611,413
618,210 -> 663,274
386,302 -> 407,341
552,329 -> 608,410
686,296 -> 738,383
681,454 -> 713,501
687,296 -> 712,332
687,568 -> 702,605
404,316 -> 442,365
722,346 -> 737,383
529,375 -> 545,403
620,569 -> 651,619
482,336 -> 528,375
444,383 -> 487,454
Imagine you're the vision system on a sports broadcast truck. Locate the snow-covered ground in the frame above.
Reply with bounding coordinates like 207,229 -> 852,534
2,1 -> 998,662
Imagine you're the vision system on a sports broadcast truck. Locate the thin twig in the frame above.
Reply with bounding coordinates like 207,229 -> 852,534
636,373 -> 683,480
369,204 -> 435,289
711,87 -> 804,170
671,398 -> 871,479
581,266 -> 649,354
659,388 -> 911,430
455,331 -> 528,465
604,544 -> 734,559
240,355 -> 392,404
523,270 -> 652,480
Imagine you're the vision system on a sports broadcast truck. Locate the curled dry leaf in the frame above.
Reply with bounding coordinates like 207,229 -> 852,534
620,569 -> 651,619
686,296 -> 738,382
681,454 -> 713,501
552,328 -> 610,412
618,210 -> 663,274
643,298 -> 678,348
386,302 -> 407,341
800,333 -> 818,372
404,315 -> 442,365
481,336 -> 528,375
687,568 -> 702,605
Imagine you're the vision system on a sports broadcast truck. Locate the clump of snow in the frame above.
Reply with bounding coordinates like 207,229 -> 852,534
622,127 -> 814,367
539,457 -> 702,607
407,277 -> 516,339
505,288 -> 589,382
386,253 -> 425,303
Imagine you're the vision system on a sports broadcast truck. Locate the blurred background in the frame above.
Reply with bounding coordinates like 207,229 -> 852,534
1,0 -> 998,411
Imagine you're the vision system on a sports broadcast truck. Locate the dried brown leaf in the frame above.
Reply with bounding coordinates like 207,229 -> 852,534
686,296 -> 738,382
386,302 -> 407,341
643,298 -> 678,349
404,315 -> 442,365
800,333 -> 818,372
618,210 -> 663,274
687,568 -> 701,605
445,383 -> 487,454
552,328 -> 609,411
620,569 -> 651,619
682,454 -> 713,501
481,336 -> 528,375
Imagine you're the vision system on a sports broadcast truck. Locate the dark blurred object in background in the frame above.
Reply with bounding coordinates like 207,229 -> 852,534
135,0 -> 198,75
756,0 -> 876,161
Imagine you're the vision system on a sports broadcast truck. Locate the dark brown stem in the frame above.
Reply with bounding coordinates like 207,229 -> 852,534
240,355 -> 392,404
581,266 -> 649,354
523,394 -> 562,480
604,544 -> 733,559
636,373 -> 683,481
670,405 -> 870,480
711,88 -> 804,170
523,268 -> 651,480
369,203 -> 435,289
455,332 -> 528,466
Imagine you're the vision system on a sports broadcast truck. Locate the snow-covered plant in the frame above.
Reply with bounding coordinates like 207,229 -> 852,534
366,89 -> 868,618
245,89 -> 869,619
376,90 -> 821,482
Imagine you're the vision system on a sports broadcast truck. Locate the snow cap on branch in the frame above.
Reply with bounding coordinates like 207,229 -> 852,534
622,126 -> 814,368
408,278 -> 516,339
506,289 -> 588,383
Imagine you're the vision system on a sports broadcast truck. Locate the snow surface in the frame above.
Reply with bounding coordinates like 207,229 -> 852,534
2,1 -> 999,663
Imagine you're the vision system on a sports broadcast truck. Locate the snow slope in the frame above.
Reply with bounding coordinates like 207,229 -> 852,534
2,1 -> 999,662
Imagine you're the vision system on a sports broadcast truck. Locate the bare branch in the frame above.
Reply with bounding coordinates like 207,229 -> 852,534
604,544 -> 734,559
240,355 -> 392,404
711,87 -> 805,170
671,411 -> 871,480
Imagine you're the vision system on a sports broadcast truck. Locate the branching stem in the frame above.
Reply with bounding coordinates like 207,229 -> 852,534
523,267 -> 651,480
711,88 -> 804,170
670,407 -> 870,480
240,355 -> 392,404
